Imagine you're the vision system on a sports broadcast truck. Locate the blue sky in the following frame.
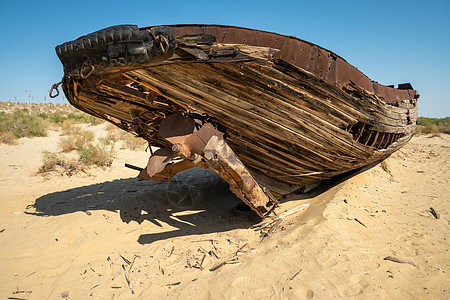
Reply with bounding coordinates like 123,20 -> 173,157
0,0 -> 448,117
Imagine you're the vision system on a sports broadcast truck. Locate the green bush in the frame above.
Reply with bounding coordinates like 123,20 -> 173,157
417,117 -> 450,134
41,111 -> 103,126
77,141 -> 115,168
0,110 -> 48,138
48,112 -> 67,124
67,113 -> 88,122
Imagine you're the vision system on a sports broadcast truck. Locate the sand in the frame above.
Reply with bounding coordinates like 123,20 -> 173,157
0,126 -> 448,299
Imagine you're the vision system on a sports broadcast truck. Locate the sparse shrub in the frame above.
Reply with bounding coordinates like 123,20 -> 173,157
38,151 -> 66,173
417,117 -> 450,134
60,119 -> 77,135
122,133 -> 147,150
38,112 -> 48,119
77,130 -> 95,146
0,132 -> 18,145
37,151 -> 81,176
58,130 -> 95,152
78,141 -> 115,168
66,112 -> 103,124
67,112 -> 90,123
105,123 -> 117,132
105,123 -> 147,150
106,129 -> 120,142
416,123 -> 439,134
48,112 -> 66,124
438,123 -> 450,134
0,110 -> 48,138
58,136 -> 77,152
98,137 -> 114,146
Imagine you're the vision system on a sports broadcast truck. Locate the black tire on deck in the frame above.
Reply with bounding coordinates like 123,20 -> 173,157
55,25 -> 176,76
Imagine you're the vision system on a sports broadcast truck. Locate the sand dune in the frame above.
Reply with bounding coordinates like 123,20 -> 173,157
0,127 -> 448,299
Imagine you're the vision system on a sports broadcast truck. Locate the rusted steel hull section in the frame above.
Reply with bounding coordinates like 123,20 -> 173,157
55,24 -> 418,217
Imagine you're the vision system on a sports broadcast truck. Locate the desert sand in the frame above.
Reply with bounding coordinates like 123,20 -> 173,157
0,125 -> 448,299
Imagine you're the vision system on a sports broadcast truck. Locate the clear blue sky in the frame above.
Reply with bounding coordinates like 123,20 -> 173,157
0,0 -> 448,117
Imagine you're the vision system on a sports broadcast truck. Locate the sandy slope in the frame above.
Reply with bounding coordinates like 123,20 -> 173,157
0,128 -> 448,299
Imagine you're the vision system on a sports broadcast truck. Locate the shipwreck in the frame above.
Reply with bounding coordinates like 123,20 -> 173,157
51,24 -> 418,218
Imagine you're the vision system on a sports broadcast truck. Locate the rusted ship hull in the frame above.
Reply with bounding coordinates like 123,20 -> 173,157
53,25 -> 418,217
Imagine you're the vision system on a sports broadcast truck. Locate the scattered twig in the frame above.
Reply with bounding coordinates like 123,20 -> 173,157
107,256 -> 114,268
289,269 -> 302,281
199,253 -> 206,270
168,246 -> 175,258
209,256 -> 239,272
191,239 -> 219,243
158,261 -> 164,275
354,218 -> 367,228
209,244 -> 247,271
383,256 -> 415,267
120,255 -> 131,265
429,207 -> 440,219
186,258 -> 192,269
260,219 -> 282,241
26,271 -> 36,277
12,291 -> 32,295
235,243 -> 248,255
166,282 -> 181,286
191,239 -> 219,252
128,255 -> 140,273
8,297 -> 27,300
0,228 -> 5,233
122,264 -> 134,294
90,284 -> 99,290
210,240 -> 218,251
251,204 -> 310,230
209,250 -> 219,259
198,246 -> 208,254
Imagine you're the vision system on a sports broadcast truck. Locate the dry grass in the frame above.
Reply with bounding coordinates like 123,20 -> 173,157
105,122 -> 147,150
78,140 -> 115,168
416,123 -> 439,134
58,130 -> 95,152
122,133 -> 148,150
60,119 -> 78,135
0,132 -> 18,145
416,117 -> 450,134
36,151 -> 83,177
37,125 -> 115,177
106,130 -> 121,143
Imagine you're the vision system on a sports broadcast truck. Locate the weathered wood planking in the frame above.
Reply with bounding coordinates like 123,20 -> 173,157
62,37 -> 417,194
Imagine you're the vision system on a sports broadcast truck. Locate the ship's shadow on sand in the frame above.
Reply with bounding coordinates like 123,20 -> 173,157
30,162 -> 381,244
30,168 -> 260,244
